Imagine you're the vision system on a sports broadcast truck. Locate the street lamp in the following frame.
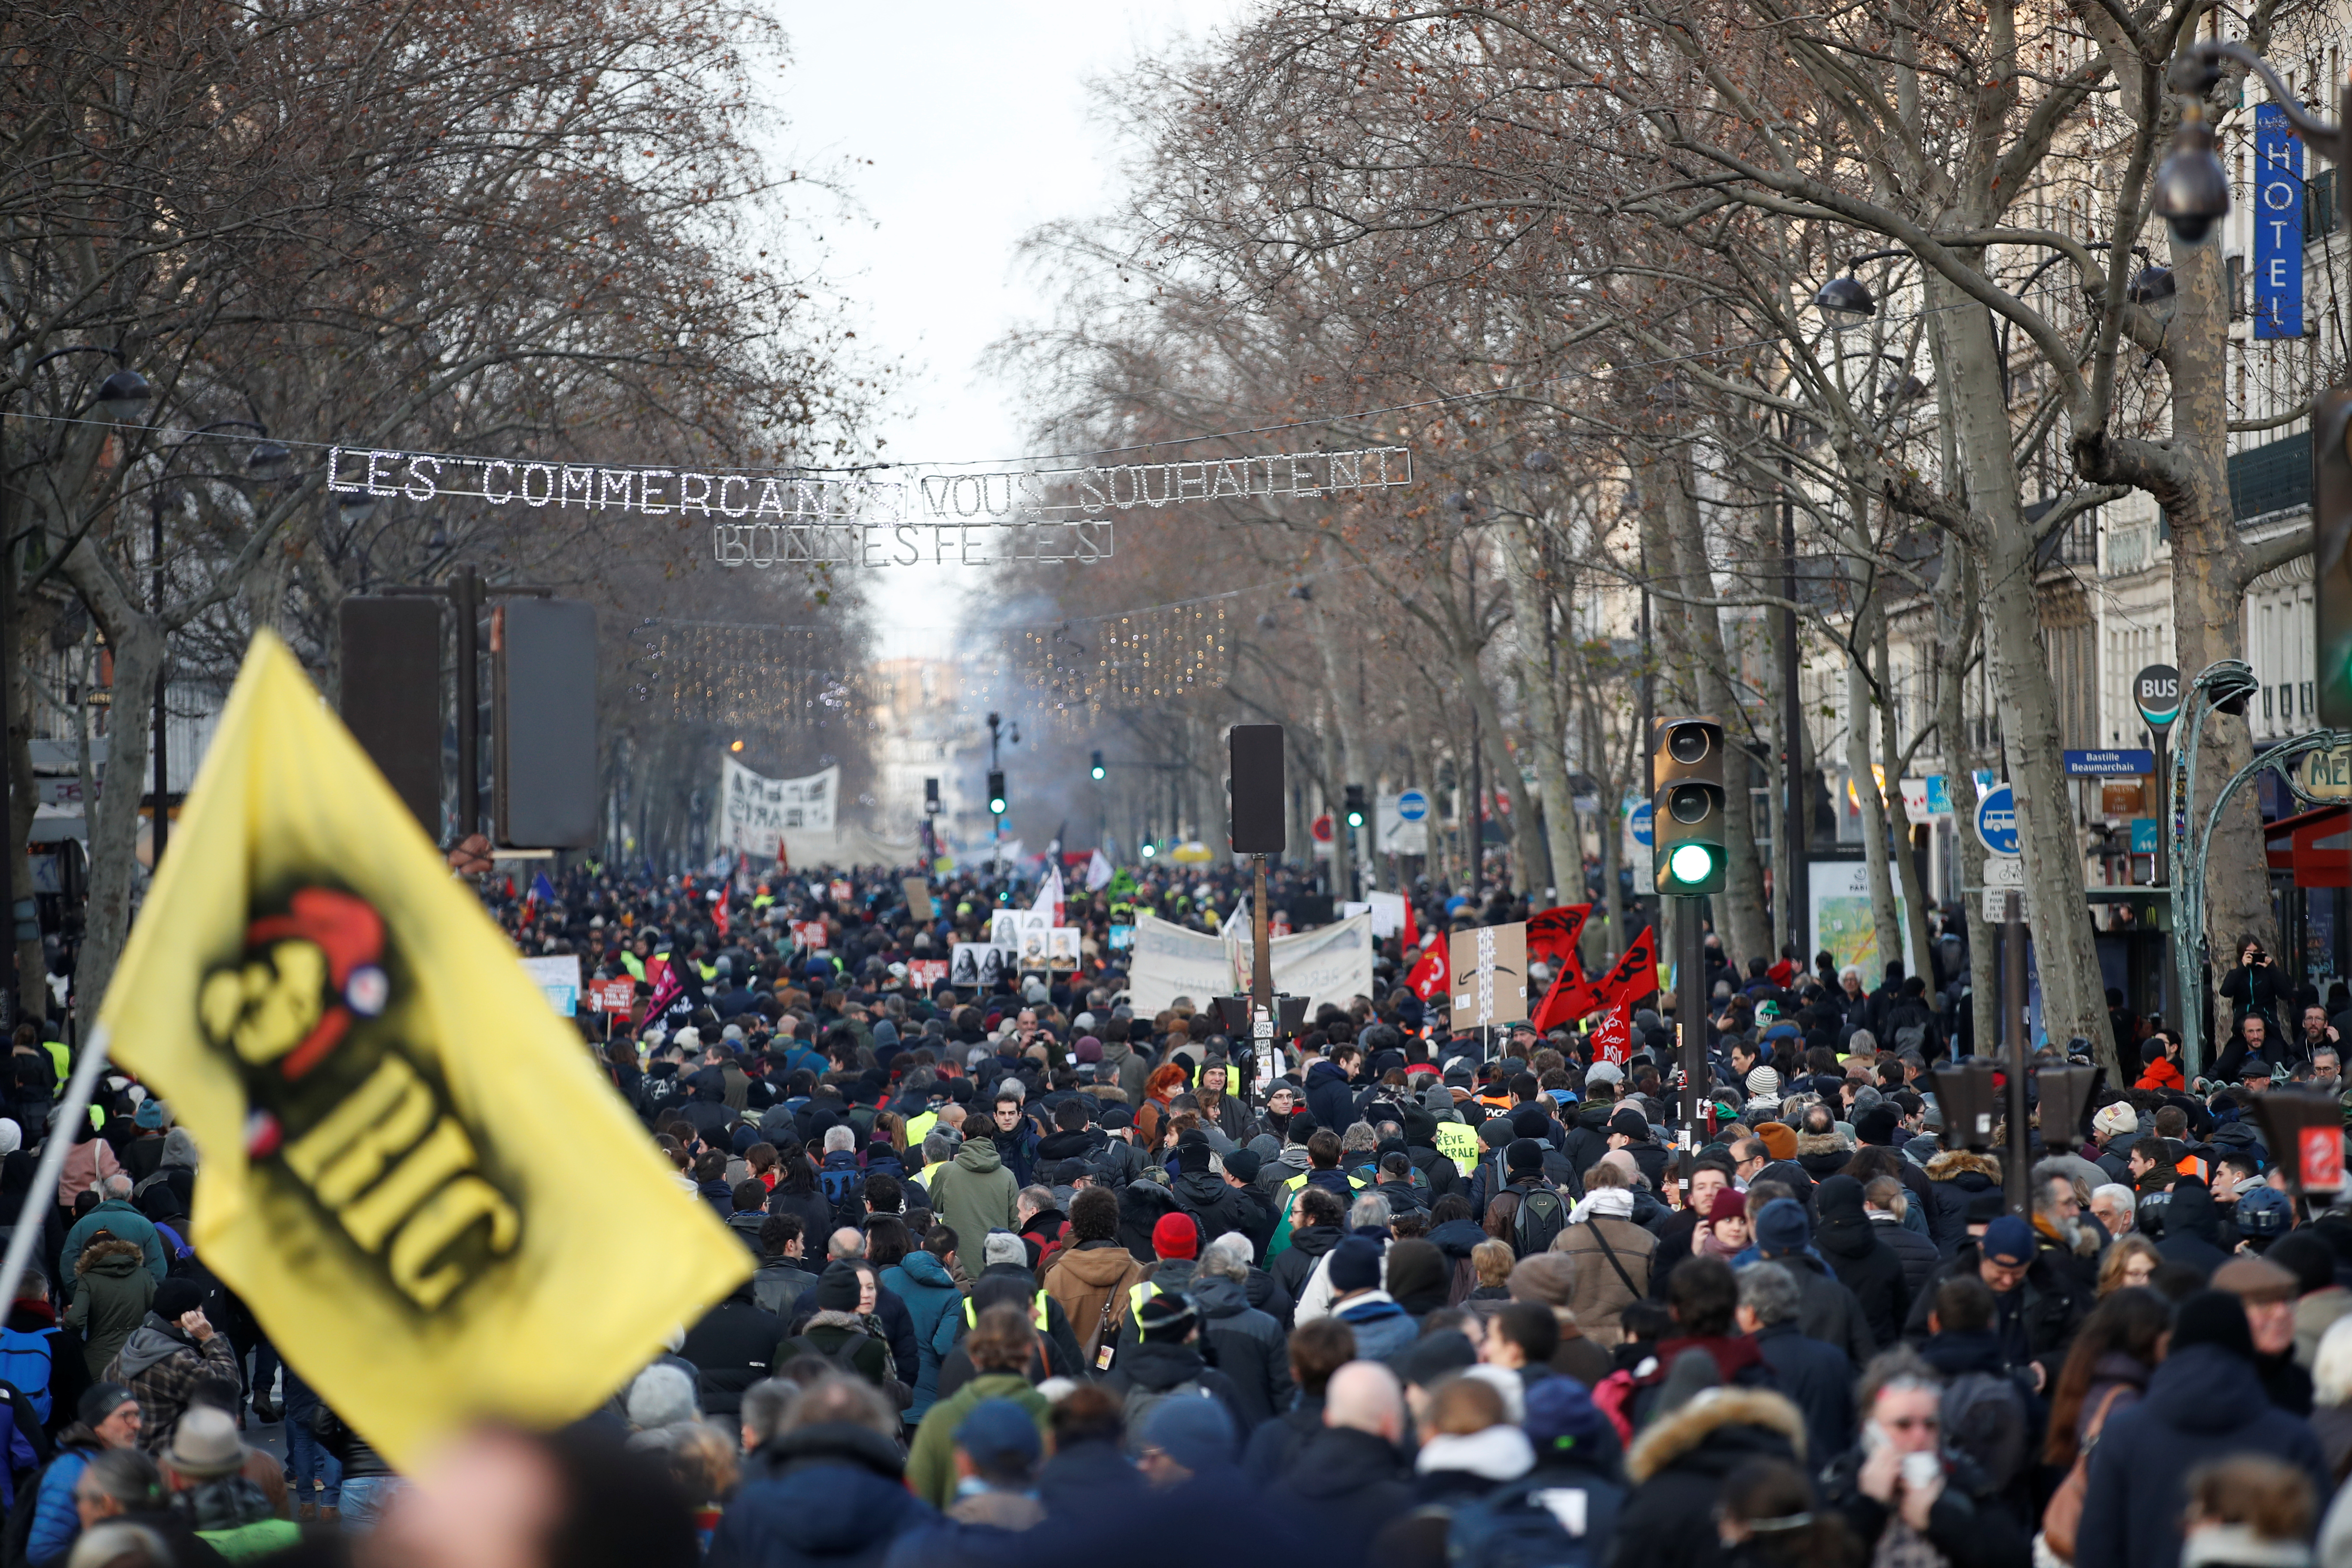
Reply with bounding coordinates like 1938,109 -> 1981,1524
2127,263 -> 2179,322
1810,248 -> 1911,330
93,371 -> 152,424
2158,43 -> 2352,246
2168,658 -> 2265,1075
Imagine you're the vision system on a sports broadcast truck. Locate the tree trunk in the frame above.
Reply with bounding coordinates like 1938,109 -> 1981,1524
2167,231 -> 2275,1047
1931,272 -> 2109,1051
1847,613 -> 1905,983
1499,514 -> 1579,904
1876,620 -> 1938,982
59,546 -> 160,1023
1656,450 -> 1769,965
0,522 -> 43,1028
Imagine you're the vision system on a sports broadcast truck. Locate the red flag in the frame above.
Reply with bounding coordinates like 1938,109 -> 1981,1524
1592,1004 -> 1634,1063
1402,900 -> 1419,956
645,965 -> 685,1020
1526,904 -> 1592,970
1406,942 -> 1449,1001
1595,926 -> 1661,1007
1531,962 -> 1606,1032
714,897 -> 731,938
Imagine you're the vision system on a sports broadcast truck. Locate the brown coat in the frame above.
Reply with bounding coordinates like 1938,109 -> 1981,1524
1042,1240 -> 1146,1364
1551,1214 -> 1656,1348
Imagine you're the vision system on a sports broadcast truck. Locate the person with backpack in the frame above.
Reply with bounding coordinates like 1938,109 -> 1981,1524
876,1223 -> 963,1422
1043,1188 -> 1148,1372
925,1134 -> 1021,1258
1447,1375 -> 1625,1568
1100,1292 -> 1249,1448
1484,1140 -> 1568,1257
1554,1158 -> 1656,1347
56,1179 -> 164,1304
19,1382 -> 138,1568
774,1264 -> 893,1392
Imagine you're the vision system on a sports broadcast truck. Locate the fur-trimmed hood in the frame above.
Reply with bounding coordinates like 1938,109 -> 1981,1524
1626,1386 -> 1808,1483
76,1237 -> 147,1276
1795,1132 -> 1851,1157
1925,1150 -> 2003,1184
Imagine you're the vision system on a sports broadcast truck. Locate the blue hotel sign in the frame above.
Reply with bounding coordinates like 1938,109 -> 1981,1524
2254,104 -> 2304,340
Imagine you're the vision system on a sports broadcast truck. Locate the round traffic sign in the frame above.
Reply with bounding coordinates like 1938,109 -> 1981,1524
1975,782 -> 2021,857
1311,814 -> 1333,843
1396,788 -> 1430,822
1629,800 -> 1654,847
2135,664 -> 2183,731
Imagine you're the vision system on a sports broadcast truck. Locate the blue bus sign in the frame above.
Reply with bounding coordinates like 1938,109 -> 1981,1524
1975,783 -> 2020,857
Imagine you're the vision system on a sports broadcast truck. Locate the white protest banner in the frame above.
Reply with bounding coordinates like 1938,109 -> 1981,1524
718,758 -> 838,856
1126,914 -> 1238,1017
520,956 -> 581,1017
1226,913 -> 1378,1017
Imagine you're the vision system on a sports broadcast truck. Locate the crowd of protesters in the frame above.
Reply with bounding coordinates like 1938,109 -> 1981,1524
0,855 -> 2345,1568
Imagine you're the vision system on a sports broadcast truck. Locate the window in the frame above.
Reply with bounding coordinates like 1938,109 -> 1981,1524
2228,253 -> 2247,319
2311,168 -> 2340,243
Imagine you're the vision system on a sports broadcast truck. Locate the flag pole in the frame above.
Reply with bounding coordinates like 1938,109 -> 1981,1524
0,1024 -> 114,1319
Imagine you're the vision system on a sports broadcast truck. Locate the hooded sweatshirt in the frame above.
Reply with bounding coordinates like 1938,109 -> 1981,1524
1044,1239 -> 1146,1365
926,1137 -> 1020,1260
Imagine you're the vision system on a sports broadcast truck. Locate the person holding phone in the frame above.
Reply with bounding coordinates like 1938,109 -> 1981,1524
1820,1351 -> 2031,1568
2221,935 -> 2286,1052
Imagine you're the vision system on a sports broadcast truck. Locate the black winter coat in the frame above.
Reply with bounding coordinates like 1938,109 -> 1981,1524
680,1287 -> 781,1415
1920,1150 -> 2004,1256
1751,1319 -> 1855,1464
1262,1425 -> 1413,1563
1191,1276 -> 1292,1429
1903,1242 -> 2090,1378
1617,1387 -> 1808,1568
1813,1210 -> 1909,1349
2077,1343 -> 2330,1568
1870,1214 -> 1942,1305
1761,1250 -> 1876,1366
1270,1224 -> 1343,1305
1170,1170 -> 1259,1250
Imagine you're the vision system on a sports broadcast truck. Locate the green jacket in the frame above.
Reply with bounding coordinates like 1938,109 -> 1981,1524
905,1372 -> 1048,1509
63,1237 -> 155,1378
926,1138 -> 1021,1254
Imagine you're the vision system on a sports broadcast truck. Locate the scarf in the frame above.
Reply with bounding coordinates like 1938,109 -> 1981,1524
1569,1187 -> 1635,1226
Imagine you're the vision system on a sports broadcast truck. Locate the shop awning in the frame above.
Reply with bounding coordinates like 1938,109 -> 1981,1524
2264,804 -> 2349,888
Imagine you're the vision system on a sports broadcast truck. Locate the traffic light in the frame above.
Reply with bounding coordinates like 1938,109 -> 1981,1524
2317,388 -> 2352,727
1090,750 -> 1106,781
924,778 -> 940,815
1343,784 -> 1367,830
987,772 -> 1007,815
1652,716 -> 1726,895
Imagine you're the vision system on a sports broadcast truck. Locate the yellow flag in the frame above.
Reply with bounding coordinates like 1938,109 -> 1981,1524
98,631 -> 748,1467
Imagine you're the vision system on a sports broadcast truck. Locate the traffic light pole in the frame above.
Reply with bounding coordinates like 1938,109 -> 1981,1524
1677,895 -> 1706,1138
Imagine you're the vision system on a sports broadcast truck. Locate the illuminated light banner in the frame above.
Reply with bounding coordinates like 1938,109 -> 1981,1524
324,444 -> 1413,569
2254,103 -> 2304,340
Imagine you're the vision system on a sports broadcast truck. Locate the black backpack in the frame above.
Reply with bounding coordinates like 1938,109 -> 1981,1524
1447,1474 -> 1617,1568
1511,1185 -> 1568,1256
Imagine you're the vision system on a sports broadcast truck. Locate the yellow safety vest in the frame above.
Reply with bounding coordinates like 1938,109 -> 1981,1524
906,1110 -> 939,1148
1281,1170 -> 1367,1195
1433,1121 -> 1479,1177
621,952 -> 646,981
41,1041 -> 67,1098
965,1290 -> 1050,1331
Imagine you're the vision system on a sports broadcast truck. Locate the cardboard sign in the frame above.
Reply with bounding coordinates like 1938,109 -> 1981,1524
829,878 -> 852,904
587,977 -> 637,1014
1448,922 -> 1528,1031
1433,1119 -> 1479,1176
908,958 -> 949,989
902,877 -> 935,920
2303,1124 -> 2344,1191
790,919 -> 829,951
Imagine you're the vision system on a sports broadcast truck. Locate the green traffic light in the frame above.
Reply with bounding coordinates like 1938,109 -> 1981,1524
1668,842 -> 1717,885
1346,811 -> 1364,828
1091,766 -> 1106,781
990,796 -> 1007,815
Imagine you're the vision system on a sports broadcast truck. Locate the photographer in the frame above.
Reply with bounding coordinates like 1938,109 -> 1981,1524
2220,937 -> 2287,1056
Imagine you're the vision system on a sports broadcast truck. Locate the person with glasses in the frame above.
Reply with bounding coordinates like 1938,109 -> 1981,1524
1819,1347 -> 2032,1568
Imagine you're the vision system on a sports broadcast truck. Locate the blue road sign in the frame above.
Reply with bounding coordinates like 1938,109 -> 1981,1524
1629,800 -> 1654,847
1396,788 -> 1430,822
1975,783 -> 2020,857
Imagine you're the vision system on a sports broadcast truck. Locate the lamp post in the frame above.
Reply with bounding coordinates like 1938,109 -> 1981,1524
2167,658 -> 2262,1076
0,349 -> 148,1026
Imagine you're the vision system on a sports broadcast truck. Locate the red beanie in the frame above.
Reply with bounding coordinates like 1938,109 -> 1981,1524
1151,1212 -> 1200,1261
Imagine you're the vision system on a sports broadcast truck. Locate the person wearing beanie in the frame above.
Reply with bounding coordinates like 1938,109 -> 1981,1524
101,1276 -> 235,1457
2089,1101 -> 2141,1184
1137,1392 -> 1239,1487
1752,1121 -> 1798,1164
775,1263 -> 893,1390
1145,1211 -> 1202,1299
1810,1174 -> 1908,1351
1902,1212 -> 2091,1386
2135,1035 -> 2187,1093
1750,1197 -> 1874,1369
1556,1155 -> 1655,1349
1311,1235 -> 1415,1363
1606,1107 -> 1669,1188
1099,1291 -> 1248,1445
1519,1375 -> 1627,1535
24,1381 -> 145,1565
1169,1137 -> 1258,1253
2076,1291 -> 2330,1568
1481,1139 -> 1559,1253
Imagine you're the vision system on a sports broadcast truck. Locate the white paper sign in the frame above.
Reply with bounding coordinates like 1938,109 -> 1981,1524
521,955 -> 581,1017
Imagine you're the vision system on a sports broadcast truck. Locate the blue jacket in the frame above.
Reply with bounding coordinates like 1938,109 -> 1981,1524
709,1423 -> 933,1568
58,1203 -> 164,1301
26,1449 -> 88,1566
1332,1292 -> 1417,1364
2077,1342 -> 2330,1568
879,1253 -> 963,1419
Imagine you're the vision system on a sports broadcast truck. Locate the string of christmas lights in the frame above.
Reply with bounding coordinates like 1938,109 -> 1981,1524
1009,600 -> 1231,724
628,622 -> 871,727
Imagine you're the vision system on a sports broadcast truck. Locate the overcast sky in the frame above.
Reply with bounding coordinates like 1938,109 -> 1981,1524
770,2 -> 1243,662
